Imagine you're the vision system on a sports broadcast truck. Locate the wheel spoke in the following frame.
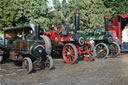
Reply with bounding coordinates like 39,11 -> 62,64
81,43 -> 94,61
63,44 -> 78,64
96,43 -> 109,58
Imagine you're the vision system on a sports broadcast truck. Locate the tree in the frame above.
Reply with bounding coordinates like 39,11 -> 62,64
53,0 -> 61,12
0,0 -> 50,31
104,0 -> 128,21
79,0 -> 114,30
60,0 -> 114,30
0,0 -> 13,28
50,0 -> 63,26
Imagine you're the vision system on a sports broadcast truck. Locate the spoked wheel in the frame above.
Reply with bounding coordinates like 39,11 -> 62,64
40,35 -> 52,55
81,43 -> 95,61
96,43 -> 109,58
109,42 -> 120,57
22,57 -> 33,73
63,43 -> 78,64
0,55 -> 3,63
45,55 -> 54,70
0,49 -> 4,63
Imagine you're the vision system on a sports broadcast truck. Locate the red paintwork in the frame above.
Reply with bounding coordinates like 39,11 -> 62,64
109,14 -> 128,52
22,59 -> 29,72
118,14 -> 128,18
109,16 -> 121,40
63,44 -> 76,64
10,51 -> 18,60
109,30 -> 117,41
43,26 -> 94,63
44,30 -> 73,42
79,43 -> 94,61
75,44 -> 92,55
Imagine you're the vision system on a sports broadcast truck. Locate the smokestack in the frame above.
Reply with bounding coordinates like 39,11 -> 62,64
74,13 -> 80,33
104,16 -> 109,33
36,24 -> 40,40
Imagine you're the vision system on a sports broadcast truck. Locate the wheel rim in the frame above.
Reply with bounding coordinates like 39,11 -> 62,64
110,42 -> 120,56
96,43 -> 108,58
43,40 -> 46,50
0,56 -> 3,62
0,49 -> 3,55
82,43 -> 94,61
63,45 -> 76,64
45,55 -> 53,70
22,59 -> 29,72
45,58 -> 50,68
40,35 -> 52,55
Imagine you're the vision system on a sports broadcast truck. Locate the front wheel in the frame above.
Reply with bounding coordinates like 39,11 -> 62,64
81,43 -> 95,61
22,57 -> 33,73
45,55 -> 54,70
0,55 -> 3,63
96,43 -> 109,58
109,42 -> 120,57
0,49 -> 4,63
63,43 -> 78,64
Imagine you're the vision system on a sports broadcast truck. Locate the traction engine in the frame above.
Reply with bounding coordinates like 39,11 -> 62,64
42,13 -> 95,64
82,16 -> 120,58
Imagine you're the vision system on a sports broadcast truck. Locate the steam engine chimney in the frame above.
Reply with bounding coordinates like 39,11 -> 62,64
104,16 -> 109,33
36,24 -> 40,40
74,13 -> 80,33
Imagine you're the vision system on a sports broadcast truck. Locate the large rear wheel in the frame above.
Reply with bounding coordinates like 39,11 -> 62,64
22,57 -> 33,73
40,35 -> 52,55
96,43 -> 109,58
81,43 -> 95,61
109,42 -> 120,57
63,43 -> 78,64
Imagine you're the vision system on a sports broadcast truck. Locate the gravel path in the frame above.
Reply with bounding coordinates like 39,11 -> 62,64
0,53 -> 128,85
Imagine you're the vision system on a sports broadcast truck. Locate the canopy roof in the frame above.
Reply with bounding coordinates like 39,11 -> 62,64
4,26 -> 32,32
118,14 -> 128,18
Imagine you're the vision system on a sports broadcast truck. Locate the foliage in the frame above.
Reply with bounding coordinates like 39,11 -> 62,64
0,0 -> 50,32
104,0 -> 128,21
0,0 -> 126,32
79,0 -> 114,30
50,0 -> 62,26
50,0 -> 114,31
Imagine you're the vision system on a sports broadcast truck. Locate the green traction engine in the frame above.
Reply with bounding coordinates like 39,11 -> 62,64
82,16 -> 120,58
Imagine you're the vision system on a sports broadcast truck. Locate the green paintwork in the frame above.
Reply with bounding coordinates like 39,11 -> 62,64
12,40 -> 34,51
13,40 -> 27,49
82,28 -> 104,40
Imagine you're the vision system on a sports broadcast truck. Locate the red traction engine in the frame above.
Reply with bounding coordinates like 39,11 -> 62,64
42,13 -> 95,64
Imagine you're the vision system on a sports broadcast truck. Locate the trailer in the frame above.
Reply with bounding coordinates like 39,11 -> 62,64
109,14 -> 128,52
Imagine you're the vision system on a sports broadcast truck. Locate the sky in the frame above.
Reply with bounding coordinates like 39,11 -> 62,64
47,0 -> 53,7
47,0 -> 66,7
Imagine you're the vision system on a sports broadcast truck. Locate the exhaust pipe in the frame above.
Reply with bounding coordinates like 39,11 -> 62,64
35,24 -> 40,40
104,16 -> 109,33
74,13 -> 80,33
